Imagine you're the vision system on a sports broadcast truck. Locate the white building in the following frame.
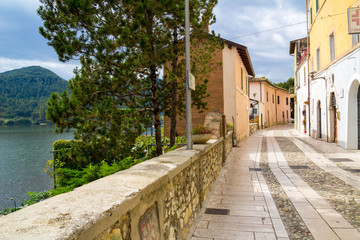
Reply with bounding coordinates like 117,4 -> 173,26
291,0 -> 360,149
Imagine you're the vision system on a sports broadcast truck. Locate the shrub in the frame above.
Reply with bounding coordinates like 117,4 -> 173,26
192,124 -> 213,134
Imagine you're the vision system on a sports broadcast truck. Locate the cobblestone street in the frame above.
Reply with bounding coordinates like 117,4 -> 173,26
189,124 -> 360,240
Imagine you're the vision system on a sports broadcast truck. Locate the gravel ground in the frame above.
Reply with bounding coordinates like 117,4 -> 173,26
276,137 -> 360,232
260,137 -> 314,240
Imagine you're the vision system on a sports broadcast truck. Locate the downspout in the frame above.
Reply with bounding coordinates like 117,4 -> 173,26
325,77 -> 329,142
306,0 -> 311,136
275,88 -> 278,124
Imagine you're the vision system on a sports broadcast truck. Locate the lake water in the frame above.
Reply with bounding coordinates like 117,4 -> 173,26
0,126 -> 74,210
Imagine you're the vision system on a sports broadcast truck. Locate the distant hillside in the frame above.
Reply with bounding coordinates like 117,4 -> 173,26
0,66 -> 69,124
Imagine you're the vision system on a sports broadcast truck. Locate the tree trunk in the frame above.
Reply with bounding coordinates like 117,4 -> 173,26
169,27 -> 179,148
150,64 -> 162,156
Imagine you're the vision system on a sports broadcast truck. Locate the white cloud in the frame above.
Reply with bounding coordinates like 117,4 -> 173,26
0,58 -> 79,80
211,0 -> 306,82
1,0 -> 40,14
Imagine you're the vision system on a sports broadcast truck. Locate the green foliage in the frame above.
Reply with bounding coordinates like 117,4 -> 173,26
0,191 -> 51,216
192,124 -> 213,134
0,66 -> 69,123
1,135 -> 186,215
131,135 -> 186,159
38,0 -> 219,157
274,77 -> 294,90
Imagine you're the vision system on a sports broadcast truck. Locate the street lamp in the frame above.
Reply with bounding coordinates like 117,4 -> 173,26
185,0 -> 192,149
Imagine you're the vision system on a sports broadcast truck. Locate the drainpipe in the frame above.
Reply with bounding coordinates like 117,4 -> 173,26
325,77 -> 329,142
275,89 -> 278,124
306,0 -> 311,136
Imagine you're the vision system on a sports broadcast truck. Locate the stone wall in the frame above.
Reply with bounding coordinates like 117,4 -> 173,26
249,123 -> 258,135
0,133 -> 233,240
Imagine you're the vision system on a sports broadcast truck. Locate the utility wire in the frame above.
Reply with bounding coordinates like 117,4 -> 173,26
229,9 -> 349,41
229,21 -> 307,40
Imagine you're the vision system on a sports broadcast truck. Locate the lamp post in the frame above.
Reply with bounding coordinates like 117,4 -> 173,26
185,0 -> 192,149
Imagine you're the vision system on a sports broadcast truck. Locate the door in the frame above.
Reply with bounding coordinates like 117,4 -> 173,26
318,101 -> 322,138
358,86 -> 360,148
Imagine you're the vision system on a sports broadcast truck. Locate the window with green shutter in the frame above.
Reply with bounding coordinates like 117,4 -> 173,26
241,68 -> 243,90
316,0 -> 318,13
310,7 -> 313,24
246,76 -> 248,95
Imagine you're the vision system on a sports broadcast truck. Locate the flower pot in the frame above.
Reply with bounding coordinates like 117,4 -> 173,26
192,134 -> 212,144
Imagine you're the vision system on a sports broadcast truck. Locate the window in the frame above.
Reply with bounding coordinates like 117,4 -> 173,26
246,76 -> 248,95
316,48 -> 320,71
286,97 -> 289,105
316,0 -> 319,13
329,33 -> 335,62
277,96 -> 280,104
267,92 -> 269,102
310,7 -> 313,24
303,67 -> 306,85
272,94 -> 274,103
296,72 -> 300,88
352,34 -> 359,47
241,68 -> 243,90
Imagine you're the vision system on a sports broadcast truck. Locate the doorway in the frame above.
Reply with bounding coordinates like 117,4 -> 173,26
317,101 -> 322,139
329,92 -> 337,143
358,85 -> 360,149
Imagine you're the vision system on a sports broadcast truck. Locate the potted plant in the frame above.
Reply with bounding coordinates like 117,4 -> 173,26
226,123 -> 234,132
192,125 -> 213,144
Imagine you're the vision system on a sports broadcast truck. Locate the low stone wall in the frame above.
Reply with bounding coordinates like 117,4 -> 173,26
0,133 -> 233,240
249,123 -> 258,135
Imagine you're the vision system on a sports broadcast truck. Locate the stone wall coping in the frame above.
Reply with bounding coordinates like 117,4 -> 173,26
0,135 -> 227,240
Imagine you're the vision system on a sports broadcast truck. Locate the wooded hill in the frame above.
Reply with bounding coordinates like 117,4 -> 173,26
0,66 -> 69,124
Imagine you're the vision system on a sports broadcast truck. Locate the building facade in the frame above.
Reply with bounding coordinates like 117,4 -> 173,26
164,38 -> 255,142
291,0 -> 360,149
290,37 -> 310,134
249,77 -> 291,128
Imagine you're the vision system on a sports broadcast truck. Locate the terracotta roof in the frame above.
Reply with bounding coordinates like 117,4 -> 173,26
223,38 -> 255,76
289,37 -> 307,55
249,77 -> 289,93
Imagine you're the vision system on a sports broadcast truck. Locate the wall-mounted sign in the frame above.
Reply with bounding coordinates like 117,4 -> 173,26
189,72 -> 196,90
348,7 -> 360,34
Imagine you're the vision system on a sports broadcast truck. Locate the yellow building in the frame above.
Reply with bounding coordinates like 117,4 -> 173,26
308,0 -> 360,73
305,0 -> 360,149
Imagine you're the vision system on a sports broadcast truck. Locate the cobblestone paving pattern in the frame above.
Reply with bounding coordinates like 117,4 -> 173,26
276,137 -> 360,232
260,137 -> 314,239
295,137 -> 360,178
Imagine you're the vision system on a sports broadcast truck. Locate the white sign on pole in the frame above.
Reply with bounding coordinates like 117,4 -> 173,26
348,7 -> 360,34
189,72 -> 195,90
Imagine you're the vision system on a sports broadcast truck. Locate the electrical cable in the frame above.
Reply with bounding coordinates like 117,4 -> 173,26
229,21 -> 307,40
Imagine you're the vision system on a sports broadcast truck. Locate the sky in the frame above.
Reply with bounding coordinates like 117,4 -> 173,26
0,0 -> 307,83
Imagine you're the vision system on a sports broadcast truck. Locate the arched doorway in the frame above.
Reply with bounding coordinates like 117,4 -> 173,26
358,86 -> 360,149
317,100 -> 322,139
329,92 -> 337,143
347,79 -> 360,149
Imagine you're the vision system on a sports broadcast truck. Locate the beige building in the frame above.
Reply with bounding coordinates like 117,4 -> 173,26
249,77 -> 291,128
164,38 -> 255,142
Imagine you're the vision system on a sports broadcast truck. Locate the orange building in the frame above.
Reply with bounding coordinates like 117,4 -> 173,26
164,38 -> 255,142
249,77 -> 291,128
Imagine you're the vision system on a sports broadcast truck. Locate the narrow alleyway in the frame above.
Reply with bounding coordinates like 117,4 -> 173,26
188,124 -> 360,240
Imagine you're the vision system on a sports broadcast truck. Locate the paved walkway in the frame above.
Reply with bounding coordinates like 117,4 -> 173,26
189,124 -> 360,240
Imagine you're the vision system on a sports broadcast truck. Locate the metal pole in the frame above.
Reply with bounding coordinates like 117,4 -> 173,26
185,0 -> 192,149
306,0 -> 311,136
